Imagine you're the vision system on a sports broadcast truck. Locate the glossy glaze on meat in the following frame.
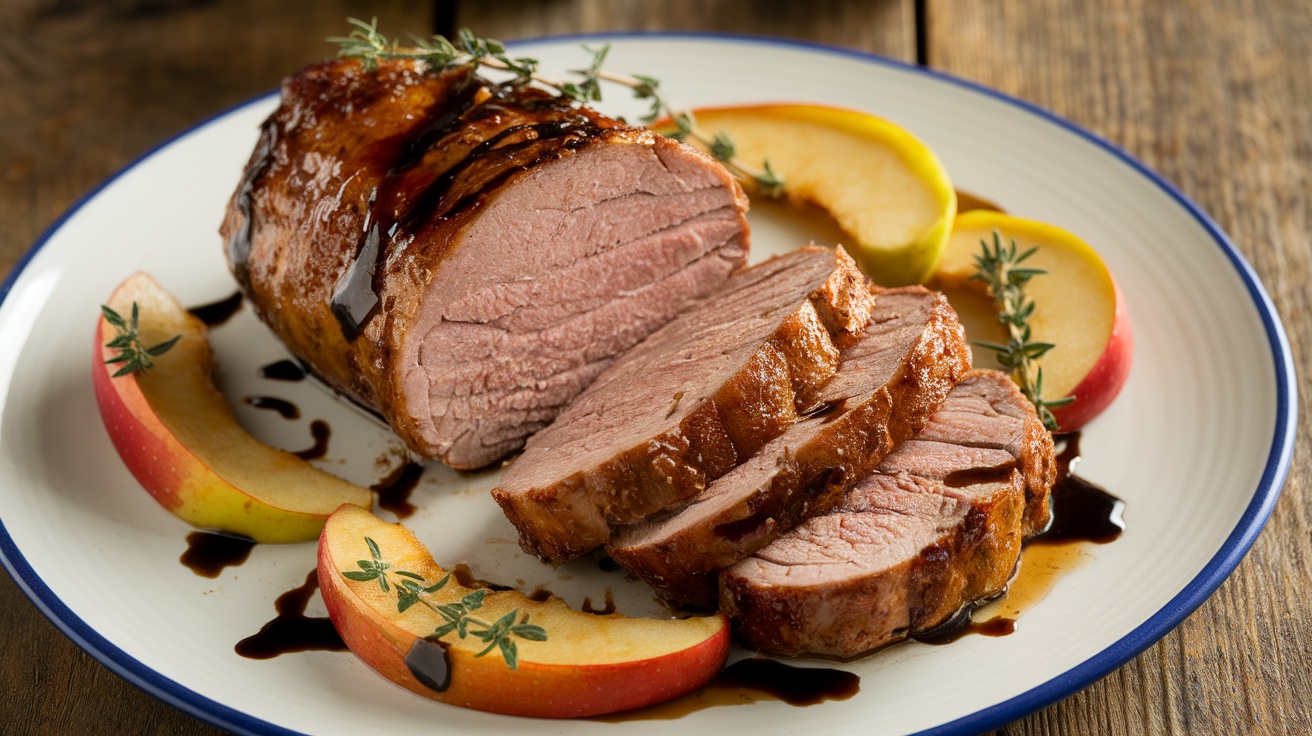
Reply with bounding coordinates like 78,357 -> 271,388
220,59 -> 749,468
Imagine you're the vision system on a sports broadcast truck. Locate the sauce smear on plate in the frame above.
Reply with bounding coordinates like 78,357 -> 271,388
236,570 -> 346,659
180,531 -> 255,577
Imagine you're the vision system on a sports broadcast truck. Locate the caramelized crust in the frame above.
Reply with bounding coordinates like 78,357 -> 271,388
608,288 -> 972,605
492,247 -> 875,563
220,59 -> 749,468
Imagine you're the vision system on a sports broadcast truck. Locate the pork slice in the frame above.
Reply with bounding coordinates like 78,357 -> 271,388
719,370 -> 1057,657
398,135 -> 750,468
607,287 -> 971,606
491,246 -> 876,564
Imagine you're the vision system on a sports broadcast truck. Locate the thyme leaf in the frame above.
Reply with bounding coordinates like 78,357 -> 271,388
345,536 -> 545,670
330,18 -> 785,197
971,230 -> 1075,432
101,303 -> 180,377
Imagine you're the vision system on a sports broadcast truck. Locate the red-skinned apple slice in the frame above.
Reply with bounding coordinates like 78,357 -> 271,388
318,504 -> 730,718
932,211 -> 1133,431
93,272 -> 372,542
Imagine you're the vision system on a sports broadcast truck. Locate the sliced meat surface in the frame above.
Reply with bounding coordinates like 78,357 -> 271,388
607,287 -> 971,606
492,246 -> 876,564
220,59 -> 750,469
720,370 -> 1056,658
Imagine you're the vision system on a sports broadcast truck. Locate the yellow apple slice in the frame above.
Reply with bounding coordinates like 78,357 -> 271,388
318,504 -> 730,718
683,104 -> 956,285
932,211 -> 1133,431
93,273 -> 372,542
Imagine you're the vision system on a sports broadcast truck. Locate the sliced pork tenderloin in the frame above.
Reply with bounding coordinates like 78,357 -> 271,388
220,59 -> 750,469
720,370 -> 1056,658
492,246 -> 876,564
607,287 -> 971,606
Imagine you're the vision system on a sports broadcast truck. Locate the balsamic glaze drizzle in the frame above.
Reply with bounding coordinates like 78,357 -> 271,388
257,359 -> 307,382
243,396 -> 300,420
328,79 -> 607,339
179,532 -> 255,578
293,420 -> 331,460
715,658 -> 860,706
235,570 -> 346,659
227,118 -> 278,289
913,606 -> 1015,645
372,462 -> 426,519
187,292 -> 243,327
1036,432 -> 1126,545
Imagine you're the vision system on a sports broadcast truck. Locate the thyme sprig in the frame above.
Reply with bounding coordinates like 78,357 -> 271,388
329,18 -> 784,197
101,303 -> 180,377
343,536 -> 547,669
970,230 -> 1074,432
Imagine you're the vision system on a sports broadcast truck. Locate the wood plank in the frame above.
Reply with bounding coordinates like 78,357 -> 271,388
0,3 -> 431,733
453,0 -> 916,61
0,0 -> 431,273
926,0 -> 1312,732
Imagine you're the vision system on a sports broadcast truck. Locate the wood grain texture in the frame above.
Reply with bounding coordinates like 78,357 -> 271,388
926,1 -> 1312,733
451,0 -> 916,60
0,3 -> 430,733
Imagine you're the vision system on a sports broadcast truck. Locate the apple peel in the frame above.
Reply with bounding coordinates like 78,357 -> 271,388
318,504 -> 730,718
933,211 -> 1133,431
93,272 -> 372,543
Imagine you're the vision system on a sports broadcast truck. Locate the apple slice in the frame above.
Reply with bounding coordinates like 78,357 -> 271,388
932,211 -> 1133,431
682,104 -> 956,286
93,273 -> 372,543
318,504 -> 730,717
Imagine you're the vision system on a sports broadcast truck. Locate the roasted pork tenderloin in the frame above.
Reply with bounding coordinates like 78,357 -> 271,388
607,287 -> 972,606
719,370 -> 1057,658
492,246 -> 876,564
220,59 -> 750,469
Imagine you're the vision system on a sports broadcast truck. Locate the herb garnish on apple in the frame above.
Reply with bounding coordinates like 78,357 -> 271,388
970,230 -> 1074,431
100,302 -> 179,377
343,536 -> 547,670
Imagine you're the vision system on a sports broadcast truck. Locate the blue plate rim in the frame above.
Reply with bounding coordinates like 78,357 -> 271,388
0,30 -> 1296,736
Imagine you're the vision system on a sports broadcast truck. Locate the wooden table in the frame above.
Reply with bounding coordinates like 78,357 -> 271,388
2,1 -> 1308,732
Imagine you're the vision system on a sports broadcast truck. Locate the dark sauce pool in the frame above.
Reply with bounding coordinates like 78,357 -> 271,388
596,658 -> 859,722
179,531 -> 255,578
243,395 -> 300,420
1034,432 -> 1126,545
914,607 -> 1016,645
235,570 -> 345,659
373,462 -> 426,519
293,420 -> 331,460
187,292 -> 243,327
258,359 -> 307,382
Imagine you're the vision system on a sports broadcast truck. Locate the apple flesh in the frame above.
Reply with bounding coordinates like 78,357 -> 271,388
318,504 -> 731,717
93,272 -> 372,543
680,104 -> 957,286
932,211 -> 1133,431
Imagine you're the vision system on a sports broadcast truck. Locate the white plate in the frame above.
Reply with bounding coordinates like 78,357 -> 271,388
0,33 -> 1296,736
